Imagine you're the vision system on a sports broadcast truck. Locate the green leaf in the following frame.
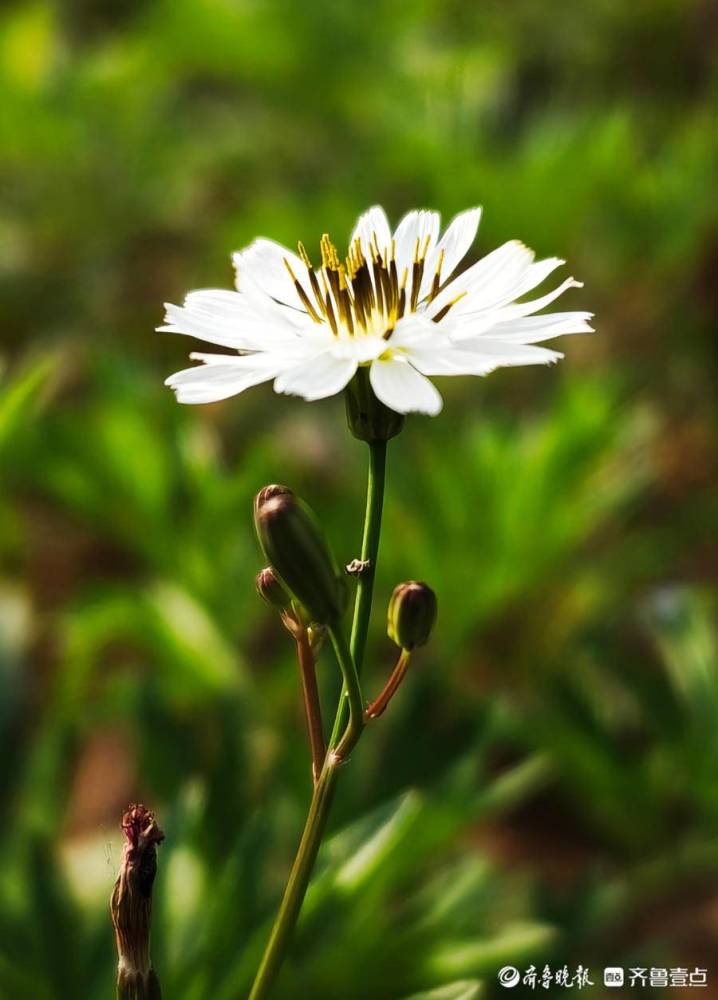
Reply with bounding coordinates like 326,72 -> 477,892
0,355 -> 55,458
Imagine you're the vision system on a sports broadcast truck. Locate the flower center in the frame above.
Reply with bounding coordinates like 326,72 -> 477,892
283,232 -> 460,340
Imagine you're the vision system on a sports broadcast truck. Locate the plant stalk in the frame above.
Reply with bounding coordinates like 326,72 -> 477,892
295,628 -> 326,784
248,440 -> 388,999
247,758 -> 339,1000
328,438 -> 387,748
328,625 -> 364,760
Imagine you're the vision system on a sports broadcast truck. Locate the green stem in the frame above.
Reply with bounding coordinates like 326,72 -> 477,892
247,760 -> 339,1000
328,625 -> 364,761
329,438 -> 387,748
247,441 -> 388,999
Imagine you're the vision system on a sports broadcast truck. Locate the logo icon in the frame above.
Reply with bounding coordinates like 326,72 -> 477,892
498,966 -> 521,988
604,968 -> 625,987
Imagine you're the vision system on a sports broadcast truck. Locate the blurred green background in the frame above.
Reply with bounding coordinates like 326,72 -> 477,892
2,1 -> 718,997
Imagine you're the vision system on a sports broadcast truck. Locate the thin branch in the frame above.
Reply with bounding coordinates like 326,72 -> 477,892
295,628 -> 326,784
364,649 -> 411,720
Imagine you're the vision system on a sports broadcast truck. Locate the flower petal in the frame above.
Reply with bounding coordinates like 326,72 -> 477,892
393,209 -> 441,273
387,313 -> 440,349
165,354 -> 285,404
369,357 -> 443,415
421,207 -> 482,298
274,351 -> 357,401
233,238 -> 312,312
350,205 -> 393,260
493,277 -> 584,320
485,311 -> 594,344
407,343 -> 500,377
454,338 -> 564,367
387,315 -> 495,374
158,289 -> 303,351
427,240 -> 534,319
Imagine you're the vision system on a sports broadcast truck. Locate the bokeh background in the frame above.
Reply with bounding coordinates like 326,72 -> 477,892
2,1 -> 718,997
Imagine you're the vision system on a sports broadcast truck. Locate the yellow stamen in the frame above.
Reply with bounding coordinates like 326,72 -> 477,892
283,257 -> 323,323
432,290 -> 467,323
429,248 -> 445,301
297,241 -> 312,268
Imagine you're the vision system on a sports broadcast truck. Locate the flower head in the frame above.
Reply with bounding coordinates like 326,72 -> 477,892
161,205 -> 592,415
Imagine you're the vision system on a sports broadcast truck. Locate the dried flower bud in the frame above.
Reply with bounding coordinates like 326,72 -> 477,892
256,566 -> 291,609
345,369 -> 404,442
111,804 -> 164,1000
387,581 -> 437,650
254,487 -> 347,625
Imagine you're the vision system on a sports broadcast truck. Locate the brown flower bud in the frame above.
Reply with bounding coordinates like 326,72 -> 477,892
254,483 -> 293,513
255,566 -> 291,609
387,581 -> 437,650
254,487 -> 347,625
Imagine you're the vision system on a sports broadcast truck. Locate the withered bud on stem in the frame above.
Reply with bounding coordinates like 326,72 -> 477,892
387,581 -> 437,650
111,804 -> 164,1000
254,485 -> 347,625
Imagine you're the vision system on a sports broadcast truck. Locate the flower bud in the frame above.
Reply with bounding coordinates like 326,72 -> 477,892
345,369 -> 404,442
387,581 -> 437,650
255,566 -> 291,609
254,487 -> 347,625
254,483 -> 293,512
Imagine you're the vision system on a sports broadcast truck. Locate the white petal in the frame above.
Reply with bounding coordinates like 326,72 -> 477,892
274,351 -> 357,401
189,351 -> 258,365
235,264 -> 318,330
448,277 -> 585,339
166,353 -> 280,385
485,312 -> 594,344
369,357 -> 443,415
159,290 -> 301,351
455,338 -> 564,367
170,384 -> 256,404
387,313 -> 440,350
165,354 -> 284,403
393,209 -> 441,272
427,240 -> 535,319
421,207 -> 481,298
407,343 -> 499,377
492,277 -> 584,321
349,205 -> 392,260
159,310 -> 233,348
462,278 -> 583,329
331,334 -> 386,363
387,315 -> 491,374
511,257 -> 566,298
448,256 -> 568,322
233,238 -> 312,312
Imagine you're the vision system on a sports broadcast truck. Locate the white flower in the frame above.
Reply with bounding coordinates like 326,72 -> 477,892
161,205 -> 593,416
